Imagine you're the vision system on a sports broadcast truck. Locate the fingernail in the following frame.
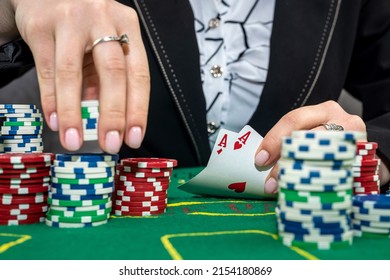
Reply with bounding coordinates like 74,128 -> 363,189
105,130 -> 121,154
128,126 -> 142,149
49,112 -> 59,131
255,150 -> 270,166
265,177 -> 278,194
65,128 -> 81,151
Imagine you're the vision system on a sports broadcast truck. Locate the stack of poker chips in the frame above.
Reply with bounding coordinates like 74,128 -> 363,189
81,100 -> 99,141
46,153 -> 117,228
0,153 -> 54,225
113,158 -> 178,216
352,142 -> 381,195
276,130 -> 366,250
0,104 -> 44,153
351,195 -> 390,237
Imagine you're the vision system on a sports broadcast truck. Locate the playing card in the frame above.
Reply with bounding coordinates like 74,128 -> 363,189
178,125 -> 275,199
208,129 -> 237,165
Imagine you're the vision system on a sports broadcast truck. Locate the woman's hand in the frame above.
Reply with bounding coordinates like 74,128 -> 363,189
254,101 -> 389,193
10,0 -> 150,153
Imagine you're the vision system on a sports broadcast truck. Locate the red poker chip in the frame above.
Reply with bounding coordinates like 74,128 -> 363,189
113,208 -> 166,216
353,191 -> 380,195
114,194 -> 167,203
0,205 -> 48,215
115,184 -> 169,193
356,149 -> 376,156
0,185 -> 49,195
0,193 -> 48,205
354,155 -> 376,161
0,170 -> 50,179
117,175 -> 170,183
353,186 -> 379,193
120,157 -> 178,168
353,175 -> 380,182
116,165 -> 173,174
0,167 -> 50,174
353,181 -> 380,188
113,205 -> 166,212
0,178 -> 51,186
352,171 -> 379,177
113,199 -> 167,208
353,159 -> 380,166
0,202 -> 48,210
115,190 -> 167,197
352,165 -> 379,171
0,153 -> 54,164
0,212 -> 47,221
116,180 -> 169,188
116,169 -> 172,178
356,142 -> 378,150
0,214 -> 46,225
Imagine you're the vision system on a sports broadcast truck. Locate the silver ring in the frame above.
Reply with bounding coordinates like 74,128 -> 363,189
321,123 -> 344,131
91,34 -> 129,49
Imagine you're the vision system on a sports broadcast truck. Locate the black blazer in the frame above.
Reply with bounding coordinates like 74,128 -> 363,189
1,0 -> 390,170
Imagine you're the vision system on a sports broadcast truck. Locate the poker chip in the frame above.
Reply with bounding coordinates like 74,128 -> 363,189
277,130 -> 362,249
81,100 -> 99,141
45,219 -> 108,228
113,157 -> 177,217
46,153 -> 118,228
0,151 -> 53,226
352,142 -> 380,195
47,207 -> 111,218
120,157 -> 178,168
113,208 -> 167,217
351,195 -> 390,237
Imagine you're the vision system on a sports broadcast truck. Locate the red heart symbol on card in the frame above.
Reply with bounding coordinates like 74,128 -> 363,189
234,141 -> 242,150
228,182 -> 246,193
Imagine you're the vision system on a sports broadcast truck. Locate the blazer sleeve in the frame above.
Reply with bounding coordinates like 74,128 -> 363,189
0,38 -> 34,88
344,0 -> 390,175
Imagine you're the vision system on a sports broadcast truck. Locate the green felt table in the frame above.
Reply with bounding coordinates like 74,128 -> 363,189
0,167 -> 389,260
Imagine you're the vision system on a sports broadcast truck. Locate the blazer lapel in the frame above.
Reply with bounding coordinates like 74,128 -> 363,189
249,0 -> 342,136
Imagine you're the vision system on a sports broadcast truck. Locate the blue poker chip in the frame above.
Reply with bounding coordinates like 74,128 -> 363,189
51,182 -> 114,190
3,147 -> 40,152
278,214 -> 351,228
0,108 -> 40,114
280,231 -> 351,242
6,117 -> 42,122
352,195 -> 390,209
50,202 -> 112,212
48,192 -> 112,201
54,160 -> 115,168
51,170 -> 114,179
0,134 -> 41,139
51,166 -> 114,174
1,126 -> 42,131
283,200 -> 351,210
298,208 -> 349,216
55,153 -> 119,162
279,224 -> 348,235
0,104 -> 36,109
50,186 -> 114,196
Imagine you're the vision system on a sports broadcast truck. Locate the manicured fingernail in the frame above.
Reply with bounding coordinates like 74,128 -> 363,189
265,177 -> 278,194
128,126 -> 142,149
49,112 -> 59,131
65,128 -> 81,151
105,130 -> 121,154
255,150 -> 270,166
